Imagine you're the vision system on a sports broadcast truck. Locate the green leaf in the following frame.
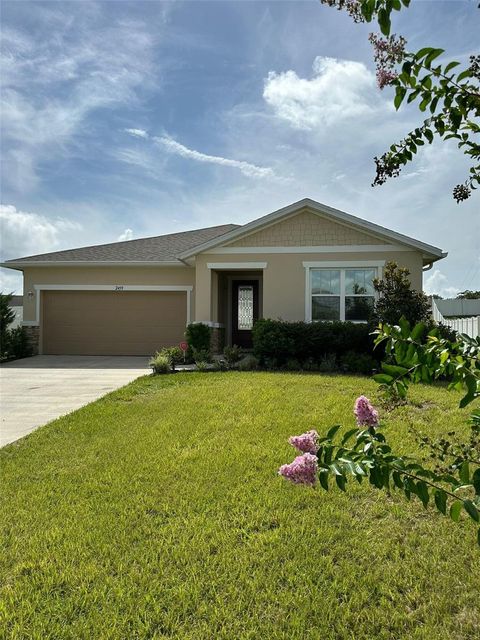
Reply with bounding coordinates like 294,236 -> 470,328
399,316 -> 411,337
381,363 -> 409,377
450,500 -> 463,522
444,60 -> 460,74
459,374 -> 478,408
335,474 -> 347,492
429,96 -> 439,113
434,489 -> 447,516
464,500 -> 480,523
415,47 -> 434,61
394,86 -> 407,110
378,8 -> 391,36
450,110 -> 462,130
319,469 -> 329,491
361,0 -> 376,21
419,97 -> 430,112
416,481 -> 430,508
411,322 -> 426,341
478,528 -> 480,547
341,428 -> 359,446
421,75 -> 432,90
424,128 -> 434,143
392,471 -> 403,489
373,373 -> 394,385
459,461 -> 470,485
425,49 -> 444,68
473,469 -> 480,495
326,424 -> 341,440
457,69 -> 472,82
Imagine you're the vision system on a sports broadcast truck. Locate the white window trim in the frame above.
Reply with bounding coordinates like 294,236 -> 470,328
304,261 -> 385,322
25,284 -> 193,327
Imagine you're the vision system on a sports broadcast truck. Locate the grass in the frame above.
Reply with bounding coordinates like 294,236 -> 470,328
1,372 -> 479,640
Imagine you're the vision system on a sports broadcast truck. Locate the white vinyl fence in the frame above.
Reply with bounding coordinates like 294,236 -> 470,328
431,298 -> 480,338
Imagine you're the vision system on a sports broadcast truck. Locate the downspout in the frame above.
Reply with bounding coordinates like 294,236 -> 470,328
423,262 -> 434,272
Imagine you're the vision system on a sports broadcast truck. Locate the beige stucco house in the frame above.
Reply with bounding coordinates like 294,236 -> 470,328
2,198 -> 446,356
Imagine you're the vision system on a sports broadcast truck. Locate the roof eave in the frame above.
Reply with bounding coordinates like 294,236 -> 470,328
0,260 -> 188,269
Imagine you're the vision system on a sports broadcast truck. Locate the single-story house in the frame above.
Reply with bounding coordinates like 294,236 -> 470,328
1,198 -> 447,356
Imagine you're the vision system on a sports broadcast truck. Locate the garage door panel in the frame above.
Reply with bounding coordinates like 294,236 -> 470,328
42,290 -> 187,355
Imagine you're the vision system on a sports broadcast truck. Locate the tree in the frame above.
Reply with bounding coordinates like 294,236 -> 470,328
0,292 -> 15,355
279,318 -> 480,545
372,261 -> 431,326
320,0 -> 480,202
457,290 -> 480,299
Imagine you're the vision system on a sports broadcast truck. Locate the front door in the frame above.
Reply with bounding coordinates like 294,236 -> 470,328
231,280 -> 259,349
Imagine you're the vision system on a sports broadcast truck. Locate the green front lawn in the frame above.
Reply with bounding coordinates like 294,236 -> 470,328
1,372 -> 479,639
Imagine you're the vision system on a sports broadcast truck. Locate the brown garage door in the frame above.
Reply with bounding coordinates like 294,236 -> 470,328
42,290 -> 187,355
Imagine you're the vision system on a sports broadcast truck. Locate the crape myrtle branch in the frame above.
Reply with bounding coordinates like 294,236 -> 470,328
319,0 -> 480,201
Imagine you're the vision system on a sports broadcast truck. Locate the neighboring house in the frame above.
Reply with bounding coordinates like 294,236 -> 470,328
1,198 -> 447,356
432,297 -> 480,338
8,295 -> 23,329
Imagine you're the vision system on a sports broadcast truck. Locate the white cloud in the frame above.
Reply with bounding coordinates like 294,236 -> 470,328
263,56 -> 382,129
424,269 -> 459,298
125,128 -> 149,139
0,203 -> 82,293
155,135 -> 276,179
0,204 -> 81,261
1,11 -> 161,190
118,228 -> 134,241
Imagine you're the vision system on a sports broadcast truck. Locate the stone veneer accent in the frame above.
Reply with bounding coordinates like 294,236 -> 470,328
226,210 -> 385,247
23,325 -> 40,355
210,327 -> 225,355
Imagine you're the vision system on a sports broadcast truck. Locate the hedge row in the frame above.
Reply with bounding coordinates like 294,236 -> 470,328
252,319 -> 381,367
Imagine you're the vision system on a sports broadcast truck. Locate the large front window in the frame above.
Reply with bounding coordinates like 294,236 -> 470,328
310,267 -> 376,322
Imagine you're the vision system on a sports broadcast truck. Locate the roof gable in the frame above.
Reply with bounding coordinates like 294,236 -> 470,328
178,198 -> 446,262
225,209 -> 386,248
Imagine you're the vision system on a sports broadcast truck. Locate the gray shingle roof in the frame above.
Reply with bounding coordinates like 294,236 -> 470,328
4,224 -> 240,264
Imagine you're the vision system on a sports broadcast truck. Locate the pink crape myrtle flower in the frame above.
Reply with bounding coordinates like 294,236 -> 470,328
354,395 -> 379,428
288,429 -> 319,454
278,453 -> 318,486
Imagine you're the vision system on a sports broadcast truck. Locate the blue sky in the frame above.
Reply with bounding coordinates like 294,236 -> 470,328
1,0 -> 479,295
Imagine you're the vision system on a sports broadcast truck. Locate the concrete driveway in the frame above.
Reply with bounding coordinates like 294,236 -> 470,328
0,355 -> 150,447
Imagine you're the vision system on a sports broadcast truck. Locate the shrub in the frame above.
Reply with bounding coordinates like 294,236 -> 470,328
285,358 -> 302,371
373,261 -> 431,326
340,350 -> 378,375
158,346 -> 184,371
185,323 -> 211,359
193,348 -> 212,364
252,318 -> 375,367
223,344 -> 242,366
7,327 -> 33,360
318,354 -> 338,373
1,292 -> 15,353
238,354 -> 259,371
195,360 -> 210,372
149,353 -> 171,374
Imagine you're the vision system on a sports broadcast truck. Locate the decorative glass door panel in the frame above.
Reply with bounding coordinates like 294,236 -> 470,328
238,286 -> 254,330
232,280 -> 259,348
